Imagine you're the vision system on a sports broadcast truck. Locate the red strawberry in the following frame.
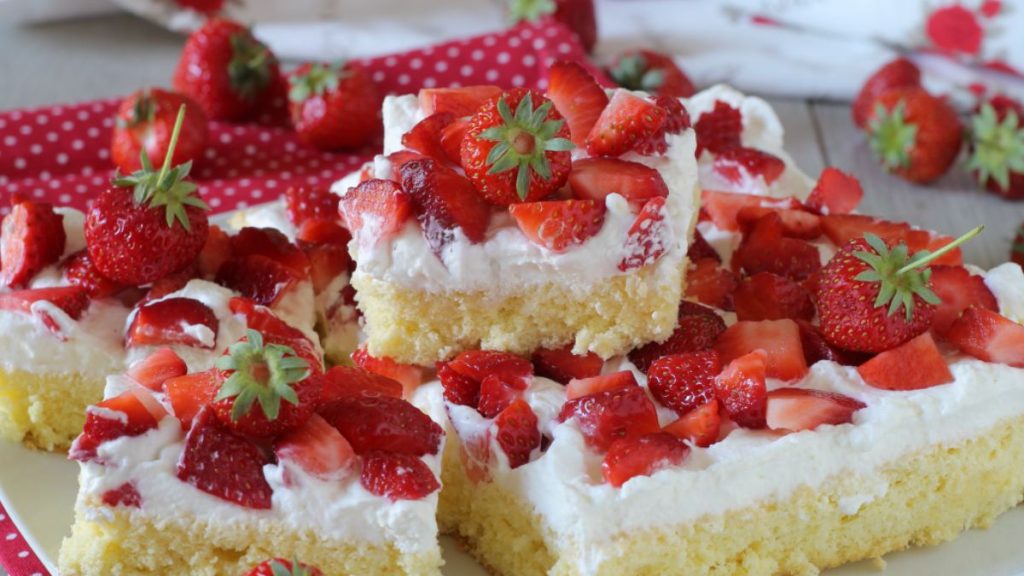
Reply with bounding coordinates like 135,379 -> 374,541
494,398 -> 541,468
173,19 -> 280,122
274,413 -> 355,479
656,96 -> 691,133
245,559 -> 324,576
608,50 -> 695,98
126,347 -> 188,391
126,297 -> 219,349
558,384 -> 660,451
546,61 -> 609,148
62,250 -> 124,299
320,395 -> 443,456
402,112 -> 456,164
509,199 -> 606,252
647,350 -> 722,416
700,190 -> 764,233
628,301 -> 726,373
568,158 -> 669,204
714,350 -> 768,429
440,118 -> 471,165
851,58 -> 921,129
819,214 -> 962,267
509,0 -> 597,52
565,370 -> 636,400
216,255 -> 298,306
694,101 -> 742,156
101,482 -> 142,509
946,307 -> 1024,367
303,242 -> 351,294
967,95 -> 1024,200
284,186 -> 340,226
289,62 -> 380,150
338,178 -> 414,244
297,218 -> 351,248
177,408 -> 273,508
112,88 -> 208,173
531,344 -> 603,384
795,320 -> 864,367
857,332 -> 954,390
684,258 -> 739,310
765,388 -> 866,432
351,346 -> 424,393
438,349 -> 533,409
619,196 -> 670,271
418,85 -> 502,117
736,206 -> 822,240
715,319 -> 808,381
360,451 -> 440,501
687,229 -> 720,263
69,387 -> 165,462
174,0 -> 225,14
164,369 -> 218,428
437,362 -> 480,407
602,432 -> 689,487
663,400 -> 721,448
712,147 -> 785,186
0,286 -> 90,338
228,298 -> 322,366
400,159 -> 492,251
929,265 -> 999,335
805,167 -> 864,215
586,90 -> 667,157
229,227 -> 310,279
1,198 -> 65,288
867,87 -> 963,184
734,213 -> 821,281
1013,224 -> 1024,267
461,89 -> 573,205
197,225 -> 232,279
478,374 -> 529,419
319,366 -> 403,404
733,272 -> 815,322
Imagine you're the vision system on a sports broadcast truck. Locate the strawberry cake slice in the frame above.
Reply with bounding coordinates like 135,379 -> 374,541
59,302 -> 447,576
332,63 -> 700,365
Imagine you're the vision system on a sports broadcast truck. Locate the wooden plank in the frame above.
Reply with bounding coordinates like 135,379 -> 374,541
811,101 -> 1018,270
765,98 -> 827,179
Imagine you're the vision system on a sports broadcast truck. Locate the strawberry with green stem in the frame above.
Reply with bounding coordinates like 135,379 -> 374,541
608,50 -> 695,98
288,61 -> 380,151
866,87 -> 962,184
967,97 -> 1024,200
245,558 -> 324,576
507,0 -> 597,53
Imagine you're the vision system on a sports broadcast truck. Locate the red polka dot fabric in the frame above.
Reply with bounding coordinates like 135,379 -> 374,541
0,19 -> 603,576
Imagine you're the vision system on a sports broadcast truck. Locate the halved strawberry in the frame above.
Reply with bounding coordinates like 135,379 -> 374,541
494,398 -> 541,468
351,346 -> 424,394
547,61 -> 609,148
712,147 -> 785,186
440,117 -> 470,165
402,112 -> 456,164
283,185 -> 339,226
360,451 -> 440,501
338,179 -> 415,244
509,199 -> 606,252
69,388 -> 165,462
63,250 -> 125,299
445,350 -> 534,389
216,254 -> 298,306
1,198 -> 66,288
734,213 -> 821,281
319,395 -> 443,456
733,272 -> 815,322
619,196 -> 670,271
558,384 -> 660,451
929,265 -> 999,335
438,362 -> 481,407
700,190 -> 764,233
714,350 -> 768,429
303,242 -> 351,294
628,301 -> 726,373
568,158 -> 669,204
805,167 -> 863,215
736,205 -> 822,240
197,225 -> 232,279
946,307 -> 1024,367
296,218 -> 352,248
586,90 -> 667,158
164,369 -> 218,428
0,286 -> 90,320
565,370 -> 637,400
694,100 -> 742,156
531,344 -> 603,384
647,350 -> 721,416
602,432 -> 689,487
386,151 -> 429,180
478,374 -> 528,418
684,258 -> 739,310
765,388 -> 866,432
688,229 -> 720,263
274,413 -> 355,479
857,332 -> 954,390
400,158 -> 492,250
230,227 -> 310,279
419,85 -> 501,117
127,297 -> 219,349
663,401 -> 721,448
715,319 -> 808,381
126,347 -> 187,391
318,365 -> 403,404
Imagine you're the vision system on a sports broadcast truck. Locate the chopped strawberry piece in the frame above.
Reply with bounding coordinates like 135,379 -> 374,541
446,350 -> 534,387
438,362 -> 482,407
440,117 -> 470,165
714,350 -> 768,429
70,388 -> 164,462
602,432 -> 689,487
857,332 -> 954,390
946,307 -> 1024,367
558,384 -> 660,451
360,451 -> 440,501
716,319 -> 808,381
930,266 -> 999,335
619,196 -> 670,271
568,158 -> 669,205
296,218 -> 352,248
684,257 -> 739,310
655,96 -> 691,133
1,198 -> 66,288
319,365 -> 404,404
176,408 -> 273,509
320,395 -> 443,456
351,346 -> 424,394
402,112 -> 456,163
531,344 -> 603,384
734,272 -> 815,322
216,254 -> 298,306
494,398 -> 541,469
385,151 -> 429,180
197,225 -> 232,279
806,168 -> 863,215
63,250 -> 124,299
246,559 -> 324,576
164,369 -> 218,429
509,199 -> 606,252
303,242 -> 352,294
628,301 -> 726,372
687,229 -> 720,263
400,159 -> 492,250
712,147 -> 785,185
230,227 -> 310,279
142,269 -> 195,304
101,482 -> 142,508
284,186 -> 339,226
478,374 -> 528,418
565,370 -> 637,400
227,298 -> 324,373
275,413 -> 355,479
647,350 -> 722,416
765,388 -> 866,432
418,85 -> 501,117
547,61 -> 609,148
734,212 -> 821,281
126,297 -> 219,349
0,286 -> 90,320
663,401 -> 721,448
701,190 -> 762,232
338,179 -> 415,244
736,206 -> 822,240
586,90 -> 667,157
694,101 -> 742,156
126,347 -> 187,391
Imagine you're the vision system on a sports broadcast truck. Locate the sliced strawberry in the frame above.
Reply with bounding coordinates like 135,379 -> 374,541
857,332 -> 954,390
360,451 -> 440,501
806,167 -> 863,215
736,206 -> 822,240
494,398 -> 541,469
385,151 -> 429,180
647,350 -> 722,416
478,374 -> 528,418
547,61 -> 609,147
176,408 -> 273,509
216,254 -> 298,306
714,350 -> 768,429
101,482 -> 142,509
733,272 -> 815,322
438,362 -> 481,407
338,178 -> 415,244
565,370 -> 637,401
402,112 -> 455,164
712,147 -> 785,186
318,365 -> 403,404
126,347 -> 187,391
694,100 -> 742,156
275,413 -> 355,479
303,243 -> 351,294
734,213 -> 821,281
688,229 -> 720,263
230,227 -> 310,279
663,401 -> 721,448
1,198 -> 66,288
400,158 -> 492,250
558,384 -> 660,451
419,85 -> 501,117
164,369 -> 218,429
619,196 -> 670,271
586,90 -> 667,158
930,266 -> 999,335
446,350 -> 534,387
63,250 -> 124,299
684,257 -> 739,310
701,190 -> 762,232
716,319 -> 808,381
127,297 -> 219,349
509,199 -> 606,252
440,117 -> 470,165
568,158 -> 669,204
531,344 -> 603,384
602,432 -> 689,487
946,307 -> 1024,367
351,346 -> 424,393
765,388 -> 866,432
655,96 -> 691,133
296,218 -> 352,248
0,286 -> 90,320
69,388 -> 164,462
284,185 -> 339,226
197,225 -> 232,279
628,301 -> 726,373
228,297 -> 314,348
319,395 -> 443,456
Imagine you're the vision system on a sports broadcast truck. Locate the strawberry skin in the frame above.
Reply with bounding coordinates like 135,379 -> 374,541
714,350 -> 768,429
360,451 -> 440,501
946,307 -> 1024,368
494,398 -> 541,468
806,167 -> 864,215
1,198 -> 66,288
319,395 -> 443,456
400,158 -> 492,249
647,350 -> 722,416
558,384 -> 660,451
418,85 -> 501,117
628,301 -> 726,373
663,400 -> 721,448
338,178 -> 415,244
568,157 -> 669,204
531,344 -> 603,384
858,332 -> 954,390
547,61 -> 609,148
734,212 -> 821,281
127,347 -> 188,391
351,346 -> 424,393
319,366 -> 403,404
619,196 -> 670,271
602,432 -> 689,488
694,100 -> 742,156
712,147 -> 785,186
289,62 -> 381,150
586,90 -> 667,158
851,58 -> 921,129
0,286 -> 90,324
565,371 -> 636,400
245,559 -> 324,576
274,413 -> 355,479
509,199 -> 606,252
127,297 -> 219,349
929,265 -> 998,335
733,272 -> 815,322
684,258 -> 739,311
69,388 -> 164,462
284,186 -> 340,227
112,88 -> 209,173
765,388 -> 866,432
867,87 -> 962,184
402,112 -> 456,165
62,250 -> 125,299
609,50 -> 695,98
715,319 -> 809,381
164,369 -> 218,428
216,254 -> 298,306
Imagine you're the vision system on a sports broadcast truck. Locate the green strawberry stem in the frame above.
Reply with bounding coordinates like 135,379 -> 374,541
270,558 -> 314,576
155,104 -> 186,188
214,329 -> 311,422
507,0 -> 556,22
896,225 -> 984,275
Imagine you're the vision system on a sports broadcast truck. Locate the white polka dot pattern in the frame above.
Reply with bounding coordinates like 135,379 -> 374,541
0,501 -> 48,576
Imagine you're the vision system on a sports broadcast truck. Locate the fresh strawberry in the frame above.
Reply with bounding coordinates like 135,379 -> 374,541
402,112 -> 456,164
245,559 -> 324,576
733,272 -> 815,322
851,58 -> 921,129
229,227 -> 310,278
602,432 -> 689,488
438,350 -> 534,409
509,199 -> 606,252
1,198 -> 65,288
197,225 -> 232,279
216,254 -> 298,306
608,50 -> 695,98
946,307 -> 1024,367
663,400 -> 721,448
461,89 -> 573,204
101,482 -> 142,509
275,413 -> 355,479
174,0 -> 225,14
437,363 -> 481,407
857,332 -> 954,390
69,388 -> 165,462
62,250 -> 124,299
765,388 -> 866,432
558,384 -> 660,451
586,90 -> 667,158
440,118 -> 471,165
173,19 -> 280,122
694,101 -> 742,156
684,257 -> 739,310
715,319 -> 808,381
164,369 -> 218,428
805,167 -> 864,215
712,147 -> 785,186
628,301 -> 726,373
619,196 -> 670,271
819,214 -> 962,266
126,347 -> 187,391
736,205 -> 822,240
126,297 -> 219,349
386,151 -> 429,180
360,451 -> 440,501
929,265 -> 999,335
0,286 -> 90,337
565,370 -> 636,400
338,178 -> 414,244
734,212 -> 821,281
568,158 -> 669,204
228,298 -> 322,369
319,366 -> 403,404
867,87 -> 963,184
418,85 -> 502,117
478,374 -> 529,419
494,398 -> 541,468
647,351 -> 722,416
284,186 -> 340,226
350,347 -> 423,394
303,243 -> 351,294
531,344 -> 603,384
288,62 -> 380,150
795,320 -> 864,367
714,350 -> 768,429
546,61 -> 609,148
509,0 -> 597,52
1014,224 -> 1024,267
656,96 -> 691,133
400,159 -> 492,251
176,408 -> 273,508
112,88 -> 208,173
320,395 -> 443,456
296,218 -> 351,248
700,190 -> 765,233
967,95 -> 1024,200
687,229 -> 720,263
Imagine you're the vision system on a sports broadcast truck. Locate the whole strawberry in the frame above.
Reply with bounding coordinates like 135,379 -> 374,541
112,88 -> 209,173
851,58 -> 921,129
608,50 -> 695,98
174,0 -> 225,14
86,107 -> 210,285
967,95 -> 1024,200
867,87 -> 962,184
1,197 -> 66,288
508,0 -> 597,53
461,89 -> 574,205
288,62 -> 381,151
245,558 -> 323,576
173,19 -> 280,122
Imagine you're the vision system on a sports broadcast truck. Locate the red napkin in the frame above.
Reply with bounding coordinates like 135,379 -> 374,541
0,501 -> 48,576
